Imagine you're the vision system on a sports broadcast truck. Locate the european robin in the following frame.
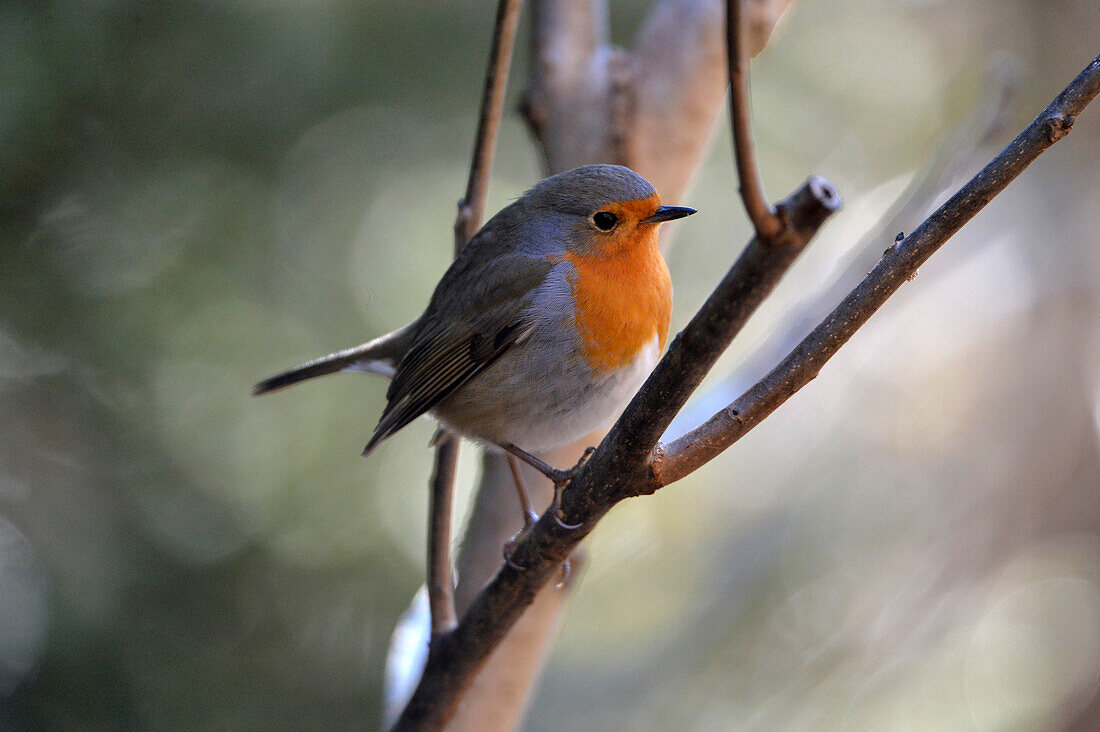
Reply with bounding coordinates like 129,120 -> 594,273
255,164 -> 695,517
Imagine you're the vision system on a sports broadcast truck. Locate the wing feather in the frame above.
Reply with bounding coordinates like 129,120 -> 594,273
361,310 -> 535,456
360,244 -> 553,455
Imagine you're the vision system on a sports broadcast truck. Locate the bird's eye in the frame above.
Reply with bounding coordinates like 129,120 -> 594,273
592,211 -> 618,231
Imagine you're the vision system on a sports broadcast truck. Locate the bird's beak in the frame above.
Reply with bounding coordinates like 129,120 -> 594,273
641,205 -> 697,224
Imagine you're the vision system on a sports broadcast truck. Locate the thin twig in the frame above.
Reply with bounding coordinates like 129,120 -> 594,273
728,0 -> 782,239
671,61 -> 1020,434
426,0 -> 524,651
426,433 -> 459,634
394,52 -> 1100,729
652,53 -> 1100,484
454,0 -> 525,252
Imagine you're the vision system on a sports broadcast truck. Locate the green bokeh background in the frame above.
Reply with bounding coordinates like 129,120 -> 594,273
3,1 -> 1100,729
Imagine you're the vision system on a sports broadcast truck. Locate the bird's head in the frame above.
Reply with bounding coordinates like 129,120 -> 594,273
522,164 -> 695,258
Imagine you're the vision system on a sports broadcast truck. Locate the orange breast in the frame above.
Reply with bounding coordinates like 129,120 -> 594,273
564,230 -> 672,372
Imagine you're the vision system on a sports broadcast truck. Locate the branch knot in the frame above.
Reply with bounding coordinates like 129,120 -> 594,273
1045,113 -> 1075,142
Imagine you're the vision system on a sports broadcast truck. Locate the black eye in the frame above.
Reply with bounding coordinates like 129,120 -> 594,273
592,211 -> 618,231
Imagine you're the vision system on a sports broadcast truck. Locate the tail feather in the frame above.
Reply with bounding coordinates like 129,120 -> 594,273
253,323 -> 416,396
361,430 -> 386,458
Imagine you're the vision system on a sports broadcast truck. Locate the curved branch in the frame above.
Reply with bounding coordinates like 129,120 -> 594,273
652,53 -> 1100,485
727,0 -> 782,239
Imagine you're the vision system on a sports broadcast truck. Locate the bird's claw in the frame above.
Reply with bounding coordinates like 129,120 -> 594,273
500,442 -> 594,530
555,558 -> 573,589
501,510 -> 540,571
548,446 -> 594,529
551,481 -> 583,530
553,446 -> 595,486
551,504 -> 583,530
502,541 -> 525,571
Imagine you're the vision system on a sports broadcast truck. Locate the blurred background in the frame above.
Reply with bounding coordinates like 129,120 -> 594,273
2,0 -> 1099,728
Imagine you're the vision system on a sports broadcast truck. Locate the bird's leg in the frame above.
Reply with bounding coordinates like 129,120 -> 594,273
506,454 -> 539,528
502,454 -> 539,571
500,443 -> 591,530
500,443 -> 571,484
499,445 -> 591,580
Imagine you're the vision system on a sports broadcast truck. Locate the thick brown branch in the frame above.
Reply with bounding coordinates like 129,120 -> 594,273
630,0 -> 796,203
441,1 -> 761,727
629,0 -> 724,203
525,0 -> 604,113
523,0 -> 609,171
652,52 -> 1100,485
728,0 -> 782,239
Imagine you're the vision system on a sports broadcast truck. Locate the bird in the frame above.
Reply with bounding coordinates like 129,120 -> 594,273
254,164 -> 695,522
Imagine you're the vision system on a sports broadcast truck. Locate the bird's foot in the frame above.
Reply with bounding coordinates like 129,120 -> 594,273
501,443 -> 593,530
502,509 -> 540,571
548,447 -> 594,530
